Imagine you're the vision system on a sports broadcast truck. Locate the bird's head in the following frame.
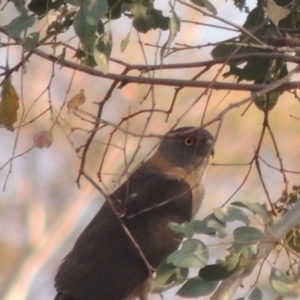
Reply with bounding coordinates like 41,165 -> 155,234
158,127 -> 214,170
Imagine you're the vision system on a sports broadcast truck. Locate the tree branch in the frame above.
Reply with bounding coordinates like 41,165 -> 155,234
0,26 -> 299,92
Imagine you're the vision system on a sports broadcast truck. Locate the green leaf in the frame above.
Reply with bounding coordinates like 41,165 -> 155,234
240,57 -> 270,81
269,267 -> 300,297
177,277 -> 218,297
202,0 -> 217,15
0,77 -> 19,131
28,0 -> 64,15
245,202 -> 271,222
132,3 -> 169,33
199,261 -> 238,282
202,214 -> 227,238
249,287 -> 262,300
153,261 -> 188,293
231,201 -> 248,208
73,8 -> 97,43
242,242 -> 258,257
190,219 -> 217,235
233,226 -> 264,243
211,44 -> 237,59
190,0 -> 217,14
13,0 -> 28,15
224,55 -> 271,82
227,206 -> 250,225
199,253 -> 239,281
234,242 -> 258,265
213,207 -> 235,223
169,11 -> 181,42
120,30 -> 131,53
253,91 -> 280,112
232,202 -> 272,223
28,0 -> 52,15
160,10 -> 180,59
167,238 -> 208,268
83,0 -> 108,25
93,29 -> 112,74
24,32 -> 39,51
168,221 -> 194,238
212,45 -> 274,83
243,6 -> 265,30
6,15 -> 36,38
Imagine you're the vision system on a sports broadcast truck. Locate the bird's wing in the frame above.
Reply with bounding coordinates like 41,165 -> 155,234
55,170 -> 193,300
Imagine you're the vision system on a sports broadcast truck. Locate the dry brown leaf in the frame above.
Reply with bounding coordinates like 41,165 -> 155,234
264,0 -> 290,25
67,89 -> 86,112
33,130 -> 53,148
0,76 -> 19,131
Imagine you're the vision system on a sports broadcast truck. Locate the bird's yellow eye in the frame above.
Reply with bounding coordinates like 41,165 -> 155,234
184,137 -> 195,146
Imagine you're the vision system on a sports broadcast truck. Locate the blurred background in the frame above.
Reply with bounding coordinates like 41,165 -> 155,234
1,0 -> 300,299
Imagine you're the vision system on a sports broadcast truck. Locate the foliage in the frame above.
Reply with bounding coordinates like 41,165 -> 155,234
155,189 -> 300,299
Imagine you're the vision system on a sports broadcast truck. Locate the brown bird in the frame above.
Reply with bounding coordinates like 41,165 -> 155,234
54,126 -> 214,300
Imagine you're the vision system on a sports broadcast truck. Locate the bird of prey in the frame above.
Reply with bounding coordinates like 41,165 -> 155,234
54,126 -> 214,300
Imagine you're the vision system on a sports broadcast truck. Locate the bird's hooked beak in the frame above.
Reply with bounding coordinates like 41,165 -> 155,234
206,136 -> 214,158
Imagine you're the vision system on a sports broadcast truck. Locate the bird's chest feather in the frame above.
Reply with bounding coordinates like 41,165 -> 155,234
163,162 -> 207,218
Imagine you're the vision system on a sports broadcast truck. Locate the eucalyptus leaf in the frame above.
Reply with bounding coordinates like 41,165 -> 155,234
73,9 -> 96,43
190,0 -> 217,14
190,219 -> 216,235
253,91 -> 280,112
13,0 -> 28,15
227,206 -> 250,225
120,31 -> 131,53
211,44 -> 237,59
28,0 -> 64,15
213,207 -> 235,223
7,15 -> 36,38
93,30 -> 112,74
177,276 -> 218,297
202,0 -> 217,15
168,221 -> 194,238
83,0 -> 108,25
153,261 -> 188,293
24,32 -> 39,51
169,11 -> 180,43
243,6 -> 265,30
132,3 -> 168,33
204,214 -> 227,238
199,263 -> 236,281
269,267 -> 300,297
233,226 -> 264,243
167,238 -> 208,268
245,202 -> 271,222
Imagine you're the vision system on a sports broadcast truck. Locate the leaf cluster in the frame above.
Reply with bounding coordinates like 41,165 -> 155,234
5,0 -> 217,73
212,0 -> 300,111
154,189 -> 300,299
